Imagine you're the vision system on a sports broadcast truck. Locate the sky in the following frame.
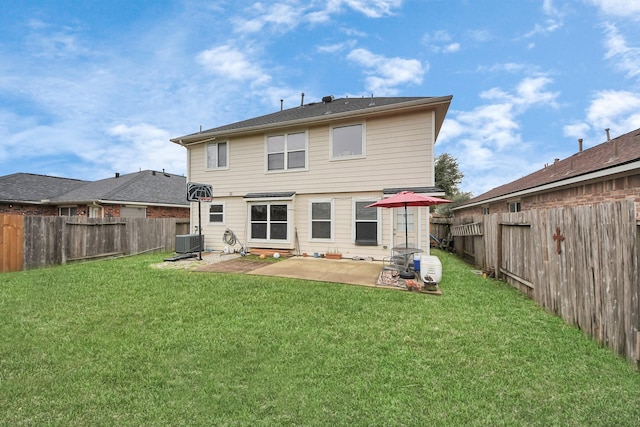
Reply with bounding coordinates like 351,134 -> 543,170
1,0 -> 639,196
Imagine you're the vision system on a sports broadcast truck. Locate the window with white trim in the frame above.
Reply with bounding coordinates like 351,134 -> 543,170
266,132 -> 306,171
508,202 -> 521,212
209,203 -> 224,223
250,203 -> 289,241
59,206 -> 77,216
310,200 -> 333,240
206,141 -> 228,169
331,123 -> 364,159
354,200 -> 378,245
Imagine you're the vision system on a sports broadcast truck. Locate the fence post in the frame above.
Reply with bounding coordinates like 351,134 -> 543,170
636,221 -> 640,367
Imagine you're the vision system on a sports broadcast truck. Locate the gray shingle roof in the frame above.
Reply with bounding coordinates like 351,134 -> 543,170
51,170 -> 188,206
0,173 -> 88,202
458,127 -> 640,207
172,96 -> 452,142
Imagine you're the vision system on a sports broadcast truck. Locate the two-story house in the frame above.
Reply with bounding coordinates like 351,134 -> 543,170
171,95 -> 452,259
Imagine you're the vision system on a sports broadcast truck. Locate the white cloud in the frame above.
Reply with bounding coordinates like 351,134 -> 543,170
479,76 -> 559,109
521,0 -> 564,38
563,122 -> 591,140
231,2 -> 302,34
436,76 -> 561,194
443,43 -> 460,53
25,19 -> 90,59
317,40 -> 357,53
340,0 -> 403,18
422,30 -> 461,53
560,90 -> 640,147
602,23 -> 640,80
103,123 -> 186,175
346,48 -> 425,95
467,29 -> 491,42
477,63 -> 528,74
522,20 -> 562,38
587,0 -> 640,19
542,0 -> 560,16
587,90 -> 640,131
515,76 -> 560,107
196,45 -> 271,86
233,0 -> 403,32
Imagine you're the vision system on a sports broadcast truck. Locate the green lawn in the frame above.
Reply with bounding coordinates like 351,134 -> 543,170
1,251 -> 639,426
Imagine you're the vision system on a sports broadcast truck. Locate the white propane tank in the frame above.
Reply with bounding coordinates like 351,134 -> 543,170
420,255 -> 442,283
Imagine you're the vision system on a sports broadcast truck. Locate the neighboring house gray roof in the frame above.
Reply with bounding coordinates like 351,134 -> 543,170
171,95 -> 452,144
0,173 -> 88,203
457,127 -> 640,209
52,170 -> 188,206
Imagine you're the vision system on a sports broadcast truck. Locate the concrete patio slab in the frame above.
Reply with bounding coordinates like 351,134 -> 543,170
248,256 -> 383,287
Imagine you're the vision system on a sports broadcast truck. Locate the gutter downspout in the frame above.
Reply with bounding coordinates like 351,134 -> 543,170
92,201 -> 104,218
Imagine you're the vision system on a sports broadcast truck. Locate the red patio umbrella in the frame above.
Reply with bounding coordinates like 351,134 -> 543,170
366,191 -> 452,249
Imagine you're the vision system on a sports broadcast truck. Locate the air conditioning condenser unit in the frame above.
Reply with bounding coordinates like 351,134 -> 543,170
175,234 -> 204,254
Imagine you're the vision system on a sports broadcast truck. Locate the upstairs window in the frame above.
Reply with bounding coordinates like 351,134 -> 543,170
331,123 -> 364,159
266,132 -> 306,171
206,142 -> 228,169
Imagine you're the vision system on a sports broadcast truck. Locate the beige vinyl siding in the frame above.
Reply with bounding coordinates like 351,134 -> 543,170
187,110 -> 435,198
185,106 -> 438,258
191,197 -> 249,252
192,192 -> 433,260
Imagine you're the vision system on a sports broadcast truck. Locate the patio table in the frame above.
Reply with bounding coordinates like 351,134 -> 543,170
387,246 -> 423,279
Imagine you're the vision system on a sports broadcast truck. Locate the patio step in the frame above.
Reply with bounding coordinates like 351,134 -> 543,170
249,248 -> 294,258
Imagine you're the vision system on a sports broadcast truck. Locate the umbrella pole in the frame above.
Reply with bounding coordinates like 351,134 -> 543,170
404,203 -> 408,249
399,203 -> 415,279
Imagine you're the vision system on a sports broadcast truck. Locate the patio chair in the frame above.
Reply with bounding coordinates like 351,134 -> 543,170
382,248 -> 416,280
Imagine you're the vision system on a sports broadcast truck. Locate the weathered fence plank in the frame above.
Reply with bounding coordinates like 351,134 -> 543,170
1,215 -> 24,272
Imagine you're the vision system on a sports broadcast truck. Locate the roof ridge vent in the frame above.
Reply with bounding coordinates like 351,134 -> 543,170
322,95 -> 334,103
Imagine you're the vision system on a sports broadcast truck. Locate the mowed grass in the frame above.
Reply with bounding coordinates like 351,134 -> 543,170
1,251 -> 639,426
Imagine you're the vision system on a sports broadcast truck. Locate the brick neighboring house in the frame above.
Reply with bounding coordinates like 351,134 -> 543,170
454,127 -> 640,218
0,173 -> 89,216
0,170 -> 189,218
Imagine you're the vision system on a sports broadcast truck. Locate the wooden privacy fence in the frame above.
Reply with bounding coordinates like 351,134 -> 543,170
453,201 -> 640,366
0,215 -> 179,272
